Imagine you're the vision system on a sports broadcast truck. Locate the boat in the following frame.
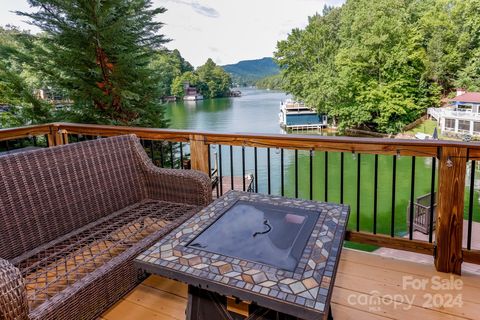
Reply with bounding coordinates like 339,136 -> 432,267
229,90 -> 242,97
414,132 -> 433,140
278,100 -> 328,130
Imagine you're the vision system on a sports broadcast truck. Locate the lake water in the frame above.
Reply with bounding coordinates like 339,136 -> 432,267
166,88 -> 289,133
165,88 -> 479,238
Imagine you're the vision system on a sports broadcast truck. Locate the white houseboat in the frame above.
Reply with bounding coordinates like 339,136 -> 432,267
279,100 -> 328,131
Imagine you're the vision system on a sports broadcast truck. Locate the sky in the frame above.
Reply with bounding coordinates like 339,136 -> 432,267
0,0 -> 345,67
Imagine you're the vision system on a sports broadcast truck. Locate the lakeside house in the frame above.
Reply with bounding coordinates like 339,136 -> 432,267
183,82 -> 203,101
428,89 -> 480,136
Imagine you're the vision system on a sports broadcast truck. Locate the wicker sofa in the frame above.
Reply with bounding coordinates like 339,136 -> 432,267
0,135 -> 212,320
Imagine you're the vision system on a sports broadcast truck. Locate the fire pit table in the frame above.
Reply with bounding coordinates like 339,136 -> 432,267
135,191 -> 349,320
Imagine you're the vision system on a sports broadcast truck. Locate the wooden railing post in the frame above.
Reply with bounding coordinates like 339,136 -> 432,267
47,125 -> 67,146
59,129 -> 69,144
189,134 -> 210,176
47,125 -> 57,147
435,147 -> 467,274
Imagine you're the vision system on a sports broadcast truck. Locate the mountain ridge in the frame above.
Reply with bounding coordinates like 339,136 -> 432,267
222,57 -> 280,86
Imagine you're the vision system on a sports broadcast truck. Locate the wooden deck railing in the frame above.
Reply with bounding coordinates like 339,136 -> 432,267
2,122 -> 480,274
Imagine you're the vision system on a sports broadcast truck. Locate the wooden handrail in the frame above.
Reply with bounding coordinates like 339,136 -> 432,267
0,124 -> 52,142
51,122 -> 480,158
1,122 -> 480,274
3,122 -> 480,155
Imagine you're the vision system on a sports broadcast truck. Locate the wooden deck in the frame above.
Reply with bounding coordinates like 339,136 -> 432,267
101,249 -> 480,320
212,176 -> 254,197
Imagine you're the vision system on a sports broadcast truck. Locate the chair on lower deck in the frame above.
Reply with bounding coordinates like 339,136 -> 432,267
0,134 -> 212,320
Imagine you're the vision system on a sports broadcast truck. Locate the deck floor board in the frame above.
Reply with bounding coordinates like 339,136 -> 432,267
102,249 -> 480,320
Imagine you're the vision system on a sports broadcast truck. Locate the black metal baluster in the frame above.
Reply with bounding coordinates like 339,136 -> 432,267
5,140 -> 10,151
213,145 -> 219,198
160,142 -> 164,167
32,136 -> 37,146
309,149 -> 313,200
254,147 -> 258,192
267,148 -> 271,195
170,142 -> 174,169
340,152 -> 344,204
295,149 -> 298,198
373,154 -> 379,234
230,146 -> 234,190
391,155 -> 397,237
468,159 -> 475,250
429,157 -> 437,243
242,146 -> 246,192
325,151 -> 328,202
180,142 -> 184,169
409,156 -> 416,240
281,149 -> 284,196
150,140 -> 154,160
356,153 -> 361,232
219,145 -> 223,195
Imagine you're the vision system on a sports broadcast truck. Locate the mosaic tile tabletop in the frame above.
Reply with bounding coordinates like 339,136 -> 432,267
135,191 -> 350,320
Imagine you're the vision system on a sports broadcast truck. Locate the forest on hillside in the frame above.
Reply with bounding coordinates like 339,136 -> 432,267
276,0 -> 480,133
0,0 -> 231,129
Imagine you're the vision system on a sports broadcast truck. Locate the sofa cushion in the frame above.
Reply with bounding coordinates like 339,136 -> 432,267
13,199 -> 200,311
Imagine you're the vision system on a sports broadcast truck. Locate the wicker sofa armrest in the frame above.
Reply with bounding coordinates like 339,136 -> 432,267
0,259 -> 29,320
144,164 -> 212,206
131,135 -> 212,206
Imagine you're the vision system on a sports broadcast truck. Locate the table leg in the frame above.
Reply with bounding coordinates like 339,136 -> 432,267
187,285 -> 323,320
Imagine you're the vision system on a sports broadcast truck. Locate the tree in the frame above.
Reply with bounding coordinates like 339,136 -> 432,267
0,26 -> 51,128
256,74 -> 284,90
276,6 -> 345,127
455,50 -> 480,91
150,49 -> 193,97
196,59 -> 232,98
171,59 -> 232,98
275,0 -> 480,134
17,0 -> 170,127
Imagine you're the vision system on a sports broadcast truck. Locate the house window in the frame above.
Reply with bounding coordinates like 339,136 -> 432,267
459,120 -> 470,131
474,122 -> 480,133
445,119 -> 455,129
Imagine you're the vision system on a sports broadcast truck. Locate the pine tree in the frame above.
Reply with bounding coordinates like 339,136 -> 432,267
17,0 -> 170,127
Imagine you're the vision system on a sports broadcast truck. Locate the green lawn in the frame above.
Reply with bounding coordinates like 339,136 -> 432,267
405,119 -> 438,135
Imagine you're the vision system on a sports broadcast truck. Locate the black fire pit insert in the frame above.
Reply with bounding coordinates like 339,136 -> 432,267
188,200 -> 319,271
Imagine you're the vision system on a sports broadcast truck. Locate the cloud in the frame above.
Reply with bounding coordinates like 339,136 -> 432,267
165,0 -> 220,18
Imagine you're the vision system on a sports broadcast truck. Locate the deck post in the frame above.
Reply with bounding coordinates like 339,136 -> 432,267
47,124 -> 61,146
435,147 -> 466,274
189,134 -> 210,176
60,129 -> 69,144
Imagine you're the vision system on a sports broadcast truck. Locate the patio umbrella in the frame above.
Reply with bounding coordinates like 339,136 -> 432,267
433,127 -> 439,140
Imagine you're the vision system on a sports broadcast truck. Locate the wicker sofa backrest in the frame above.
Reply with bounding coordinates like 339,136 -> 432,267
0,135 -> 146,260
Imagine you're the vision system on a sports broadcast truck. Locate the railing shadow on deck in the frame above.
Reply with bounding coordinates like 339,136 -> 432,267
2,122 -> 480,274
